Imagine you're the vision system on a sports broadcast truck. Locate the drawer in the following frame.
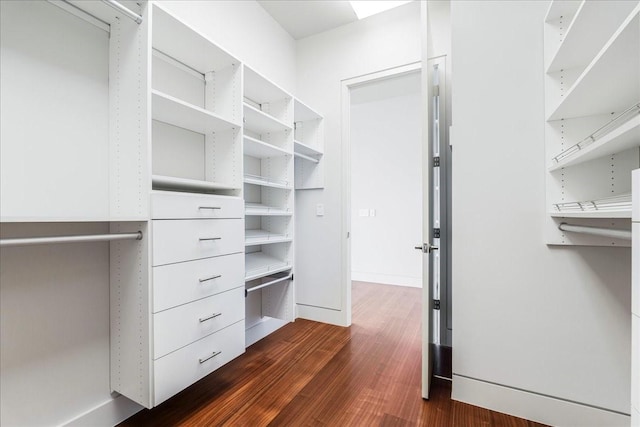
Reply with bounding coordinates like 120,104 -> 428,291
153,253 -> 244,312
152,219 -> 243,266
153,320 -> 245,406
152,191 -> 243,219
153,287 -> 244,359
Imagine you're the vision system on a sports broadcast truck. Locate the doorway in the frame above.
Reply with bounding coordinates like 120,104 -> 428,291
341,59 -> 452,396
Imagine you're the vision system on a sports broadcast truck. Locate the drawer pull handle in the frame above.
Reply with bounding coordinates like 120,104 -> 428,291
198,350 -> 222,364
199,312 -> 222,323
199,237 -> 222,241
199,274 -> 222,283
199,206 -> 222,210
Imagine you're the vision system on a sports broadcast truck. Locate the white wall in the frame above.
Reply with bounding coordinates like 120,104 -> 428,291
295,1 -> 422,325
350,76 -> 422,288
451,1 -> 631,425
0,2 -> 296,426
160,0 -> 296,93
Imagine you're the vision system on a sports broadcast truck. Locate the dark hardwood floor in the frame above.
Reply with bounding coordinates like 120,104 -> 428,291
120,282 -> 547,426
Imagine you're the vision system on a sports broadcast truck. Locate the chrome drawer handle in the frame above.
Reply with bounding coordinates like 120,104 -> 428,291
199,312 -> 222,323
199,237 -> 222,241
198,350 -> 221,364
199,274 -> 222,283
199,206 -> 221,210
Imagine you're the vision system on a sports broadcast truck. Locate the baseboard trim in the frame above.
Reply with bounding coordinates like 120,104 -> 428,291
296,304 -> 349,326
452,375 -> 630,427
351,272 -> 421,288
63,394 -> 143,427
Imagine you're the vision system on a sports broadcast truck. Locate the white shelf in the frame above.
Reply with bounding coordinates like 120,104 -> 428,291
547,1 -> 638,73
244,174 -> 292,190
243,103 -> 292,134
245,230 -> 292,246
152,4 -> 238,73
547,8 -> 640,121
244,66 -> 290,105
245,203 -> 292,216
245,317 -> 288,347
244,135 -> 291,158
245,252 -> 291,281
152,175 -> 237,192
152,90 -> 239,133
550,193 -> 632,218
294,152 -> 320,164
544,0 -> 581,23
549,113 -> 640,171
294,98 -> 322,122
294,140 -> 323,157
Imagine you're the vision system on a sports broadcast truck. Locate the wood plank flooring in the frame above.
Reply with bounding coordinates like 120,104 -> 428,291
120,282 -> 547,426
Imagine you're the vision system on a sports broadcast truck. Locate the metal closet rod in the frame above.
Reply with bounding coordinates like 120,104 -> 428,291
245,274 -> 292,296
558,223 -> 631,241
0,231 -> 143,247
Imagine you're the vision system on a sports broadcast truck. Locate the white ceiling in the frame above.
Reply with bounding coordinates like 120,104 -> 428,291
257,1 -> 358,40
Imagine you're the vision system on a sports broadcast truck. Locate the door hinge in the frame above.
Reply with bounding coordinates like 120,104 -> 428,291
433,156 -> 440,167
433,228 -> 440,238
434,300 -> 441,310
433,85 -> 440,97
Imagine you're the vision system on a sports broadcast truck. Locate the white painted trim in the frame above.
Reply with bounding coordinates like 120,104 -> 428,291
340,61 -> 422,327
62,394 -> 142,427
351,272 -> 421,288
452,375 -> 630,427
296,303 -> 350,327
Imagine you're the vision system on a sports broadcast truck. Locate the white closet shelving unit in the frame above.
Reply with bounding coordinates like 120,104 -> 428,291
0,0 -> 148,222
294,99 -> 325,189
544,1 -> 640,246
242,66 -> 295,347
111,3 -> 246,409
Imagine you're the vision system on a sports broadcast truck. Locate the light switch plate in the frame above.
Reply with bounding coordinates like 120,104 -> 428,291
316,204 -> 325,216
369,209 -> 376,217
359,209 -> 369,217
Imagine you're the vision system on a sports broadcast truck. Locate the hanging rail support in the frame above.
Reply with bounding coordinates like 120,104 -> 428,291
558,223 -> 631,241
0,231 -> 143,247
101,0 -> 143,24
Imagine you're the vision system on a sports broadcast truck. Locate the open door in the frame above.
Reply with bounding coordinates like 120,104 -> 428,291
420,1 -> 434,399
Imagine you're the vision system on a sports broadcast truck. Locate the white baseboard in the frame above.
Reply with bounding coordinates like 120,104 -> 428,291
63,394 -> 143,427
296,303 -> 350,326
452,375 -> 630,427
351,271 -> 421,288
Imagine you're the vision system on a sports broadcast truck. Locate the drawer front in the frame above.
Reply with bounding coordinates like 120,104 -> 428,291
152,191 -> 243,219
153,320 -> 245,406
152,219 -> 243,266
153,287 -> 244,359
153,253 -> 244,312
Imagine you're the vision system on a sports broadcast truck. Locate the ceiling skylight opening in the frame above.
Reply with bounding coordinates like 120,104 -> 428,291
349,1 -> 412,20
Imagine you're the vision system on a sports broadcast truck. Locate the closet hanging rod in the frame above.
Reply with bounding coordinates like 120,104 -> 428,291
558,223 -> 631,241
0,231 -> 143,247
245,274 -> 292,296
101,0 -> 143,24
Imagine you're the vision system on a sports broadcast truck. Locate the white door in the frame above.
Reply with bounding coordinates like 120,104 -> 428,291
342,61 -> 432,398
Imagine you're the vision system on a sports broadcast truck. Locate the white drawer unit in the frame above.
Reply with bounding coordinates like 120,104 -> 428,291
153,253 -> 244,313
151,191 -> 243,220
152,219 -> 243,266
153,320 -> 245,406
153,287 -> 244,359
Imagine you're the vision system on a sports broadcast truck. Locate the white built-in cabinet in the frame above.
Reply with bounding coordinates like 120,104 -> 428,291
111,4 -> 246,408
544,1 -> 640,246
242,66 -> 296,346
0,0 -> 325,412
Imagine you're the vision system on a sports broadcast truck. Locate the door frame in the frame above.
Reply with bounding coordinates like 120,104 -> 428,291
339,60 -> 425,362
